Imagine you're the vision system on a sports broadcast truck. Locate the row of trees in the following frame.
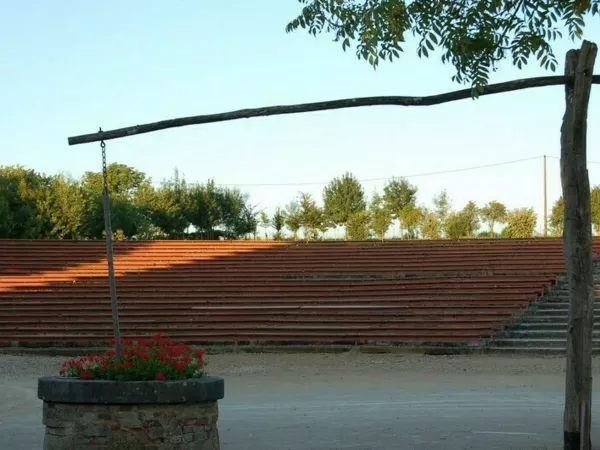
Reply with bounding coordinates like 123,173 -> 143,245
264,172 -> 600,241
2,165 -> 599,241
264,173 -> 539,241
0,165 -> 257,240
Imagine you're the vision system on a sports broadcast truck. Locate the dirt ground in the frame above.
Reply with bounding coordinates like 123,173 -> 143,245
2,352 -> 600,449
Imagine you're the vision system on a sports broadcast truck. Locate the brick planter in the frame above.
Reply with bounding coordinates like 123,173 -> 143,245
37,376 -> 225,450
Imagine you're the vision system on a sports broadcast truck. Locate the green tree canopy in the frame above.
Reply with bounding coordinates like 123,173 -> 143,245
323,172 -> 366,238
38,174 -> 85,239
80,163 -> 149,239
591,186 -> 600,234
219,188 -> 258,238
444,201 -> 480,239
149,171 -> 191,238
399,204 -> 424,239
272,207 -> 287,240
549,187 -> 600,237
549,196 -> 564,236
0,166 -> 50,239
421,209 -> 441,240
502,207 -> 538,238
346,210 -> 371,240
260,211 -> 270,239
383,178 -> 417,236
188,180 -> 220,235
299,192 -> 326,241
444,211 -> 468,240
369,192 -> 392,242
480,200 -> 507,237
461,201 -> 480,238
285,201 -> 302,240
433,190 -> 451,236
287,0 -> 599,92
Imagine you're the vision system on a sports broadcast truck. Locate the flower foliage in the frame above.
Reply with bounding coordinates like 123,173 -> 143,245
59,333 -> 206,381
286,0 -> 600,93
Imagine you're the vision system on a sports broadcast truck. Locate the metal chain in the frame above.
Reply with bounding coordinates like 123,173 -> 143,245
99,128 -> 108,192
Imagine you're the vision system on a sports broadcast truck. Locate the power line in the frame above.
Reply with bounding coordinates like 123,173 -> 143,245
209,155 -> 543,187
154,155 -> 600,189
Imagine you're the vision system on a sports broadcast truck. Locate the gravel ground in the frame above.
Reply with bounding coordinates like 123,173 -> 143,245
0,351 -> 596,380
3,352 -> 600,450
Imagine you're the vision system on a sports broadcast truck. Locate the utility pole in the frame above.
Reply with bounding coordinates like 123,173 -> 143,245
543,154 -> 548,237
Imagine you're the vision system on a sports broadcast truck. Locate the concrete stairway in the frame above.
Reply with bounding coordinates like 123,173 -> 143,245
489,262 -> 600,354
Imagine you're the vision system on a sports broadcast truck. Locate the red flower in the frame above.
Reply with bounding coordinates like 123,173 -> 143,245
60,332 -> 206,382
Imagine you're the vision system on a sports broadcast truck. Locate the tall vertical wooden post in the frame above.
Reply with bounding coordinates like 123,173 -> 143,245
561,40 -> 597,450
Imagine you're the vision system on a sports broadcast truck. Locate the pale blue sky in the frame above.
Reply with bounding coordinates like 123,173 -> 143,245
2,1 -> 600,235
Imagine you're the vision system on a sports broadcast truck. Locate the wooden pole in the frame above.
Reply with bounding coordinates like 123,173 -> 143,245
543,154 -> 548,237
561,40 -> 597,450
67,75 -> 600,146
100,136 -> 122,362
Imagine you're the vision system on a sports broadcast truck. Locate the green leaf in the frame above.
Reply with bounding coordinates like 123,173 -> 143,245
342,37 -> 350,51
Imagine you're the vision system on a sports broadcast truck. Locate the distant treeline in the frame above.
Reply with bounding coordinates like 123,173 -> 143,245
1,165 -> 597,241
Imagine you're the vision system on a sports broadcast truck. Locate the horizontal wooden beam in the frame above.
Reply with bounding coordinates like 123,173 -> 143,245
68,74 -> 600,146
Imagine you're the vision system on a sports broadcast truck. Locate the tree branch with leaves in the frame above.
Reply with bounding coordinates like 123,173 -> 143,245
287,0 -> 599,94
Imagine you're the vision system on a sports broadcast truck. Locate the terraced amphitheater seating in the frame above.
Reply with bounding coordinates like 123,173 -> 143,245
1,239 -> 599,348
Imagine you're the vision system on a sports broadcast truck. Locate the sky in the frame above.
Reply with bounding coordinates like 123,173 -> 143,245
2,1 -> 600,236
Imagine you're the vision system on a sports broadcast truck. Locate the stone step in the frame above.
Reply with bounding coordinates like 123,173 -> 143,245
492,338 -> 600,348
540,297 -> 600,303
531,303 -> 600,310
517,316 -> 571,323
503,330 -> 600,339
484,347 -> 600,355
533,301 -> 600,307
521,314 -> 570,320
509,323 -> 600,330
523,308 -> 600,315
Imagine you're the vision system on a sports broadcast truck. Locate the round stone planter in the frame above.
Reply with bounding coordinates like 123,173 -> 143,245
37,376 -> 225,450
